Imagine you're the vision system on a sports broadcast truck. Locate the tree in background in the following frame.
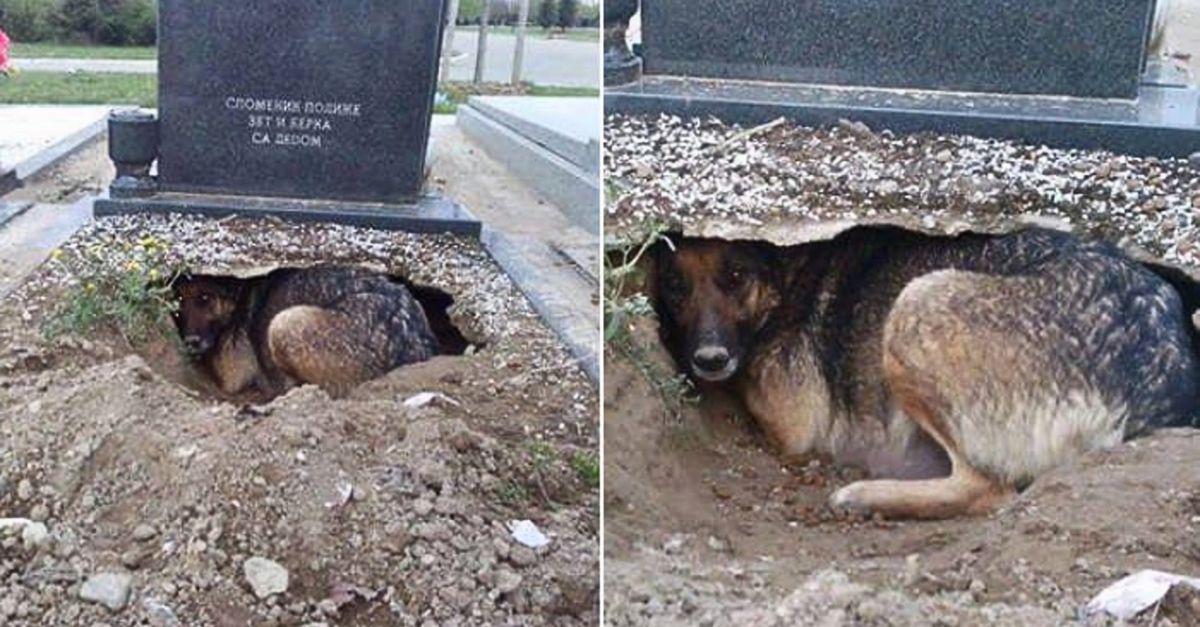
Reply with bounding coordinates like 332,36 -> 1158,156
557,0 -> 577,31
537,0 -> 556,30
55,0 -> 102,41
457,0 -> 483,24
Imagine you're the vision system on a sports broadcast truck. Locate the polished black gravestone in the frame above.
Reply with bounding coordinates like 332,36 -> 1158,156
96,0 -> 479,236
641,0 -> 1153,99
607,0 -> 1200,158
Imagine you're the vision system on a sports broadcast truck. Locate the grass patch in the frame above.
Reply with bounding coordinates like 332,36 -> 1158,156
526,84 -> 598,98
0,71 -> 157,107
498,481 -> 531,504
11,43 -> 157,60
456,26 -> 599,43
433,80 -> 597,114
571,451 -> 600,488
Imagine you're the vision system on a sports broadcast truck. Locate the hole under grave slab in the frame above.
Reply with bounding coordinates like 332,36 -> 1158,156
634,225 -> 1200,481
153,265 -> 476,402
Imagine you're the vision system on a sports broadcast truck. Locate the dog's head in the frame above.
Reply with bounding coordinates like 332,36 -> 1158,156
653,238 -> 781,383
175,277 -> 242,357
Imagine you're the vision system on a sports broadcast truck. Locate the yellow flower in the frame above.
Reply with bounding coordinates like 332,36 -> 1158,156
127,260 -> 142,272
149,268 -> 160,280
50,249 -> 64,261
86,282 -> 97,292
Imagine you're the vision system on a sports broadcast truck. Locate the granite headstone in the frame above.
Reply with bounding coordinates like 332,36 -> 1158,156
157,0 -> 445,203
641,0 -> 1154,99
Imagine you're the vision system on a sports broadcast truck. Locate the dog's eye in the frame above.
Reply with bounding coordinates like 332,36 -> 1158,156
198,294 -> 210,305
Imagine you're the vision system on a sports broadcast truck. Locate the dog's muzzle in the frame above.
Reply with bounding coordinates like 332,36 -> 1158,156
182,335 -> 210,356
691,345 -> 738,382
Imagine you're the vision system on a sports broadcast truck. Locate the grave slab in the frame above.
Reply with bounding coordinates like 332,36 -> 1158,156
607,79 -> 1200,158
609,0 -> 1200,158
0,106 -> 110,182
95,191 -> 480,237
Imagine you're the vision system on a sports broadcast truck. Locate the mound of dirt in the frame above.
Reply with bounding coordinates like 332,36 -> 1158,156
0,214 -> 598,626
603,318 -> 1200,627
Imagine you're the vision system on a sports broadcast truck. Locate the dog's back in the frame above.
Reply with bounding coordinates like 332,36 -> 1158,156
250,267 -> 439,391
768,228 -> 1199,444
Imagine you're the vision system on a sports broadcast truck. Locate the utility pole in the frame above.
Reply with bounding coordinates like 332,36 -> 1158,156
473,0 -> 492,83
512,0 -> 531,85
441,0 -> 461,81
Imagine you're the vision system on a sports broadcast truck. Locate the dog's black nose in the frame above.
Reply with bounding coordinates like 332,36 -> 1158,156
183,336 -> 204,353
692,346 -> 730,373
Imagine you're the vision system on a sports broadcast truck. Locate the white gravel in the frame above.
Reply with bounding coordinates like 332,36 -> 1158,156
606,114 -> 1200,270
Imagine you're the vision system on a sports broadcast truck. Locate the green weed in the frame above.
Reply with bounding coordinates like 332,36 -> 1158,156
571,451 -> 599,488
44,236 -> 184,345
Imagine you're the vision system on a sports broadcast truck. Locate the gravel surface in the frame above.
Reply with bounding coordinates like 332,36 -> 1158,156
606,114 -> 1200,270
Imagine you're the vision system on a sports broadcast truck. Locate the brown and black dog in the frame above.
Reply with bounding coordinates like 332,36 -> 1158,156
175,266 -> 438,398
653,226 -> 1200,519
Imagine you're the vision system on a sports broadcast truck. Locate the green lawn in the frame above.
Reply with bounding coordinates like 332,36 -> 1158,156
457,25 -> 599,43
0,72 -> 157,107
11,42 -> 157,60
526,84 -> 599,98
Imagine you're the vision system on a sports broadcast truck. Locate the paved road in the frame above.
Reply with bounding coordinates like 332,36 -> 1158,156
15,31 -> 599,87
442,30 -> 599,87
14,58 -> 156,74
1164,0 -> 1200,83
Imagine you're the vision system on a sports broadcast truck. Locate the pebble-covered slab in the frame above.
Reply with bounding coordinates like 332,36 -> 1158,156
606,114 -> 1200,271
12,213 -> 559,349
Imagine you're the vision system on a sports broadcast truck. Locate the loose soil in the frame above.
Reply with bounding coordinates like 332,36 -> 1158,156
603,115 -> 1200,626
0,213 -> 598,626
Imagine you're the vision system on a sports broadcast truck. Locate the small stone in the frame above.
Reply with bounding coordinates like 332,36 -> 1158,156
706,536 -> 729,553
16,479 -> 33,501
1188,151 -> 1200,170
903,553 -> 922,587
495,568 -> 522,595
29,503 -> 49,522
143,598 -> 179,627
80,572 -> 133,611
663,534 -> 688,555
0,597 -> 15,617
121,548 -> 146,569
875,179 -> 900,195
132,524 -> 158,542
21,522 -> 50,550
836,118 -> 875,140
243,557 -> 289,599
509,545 -> 537,567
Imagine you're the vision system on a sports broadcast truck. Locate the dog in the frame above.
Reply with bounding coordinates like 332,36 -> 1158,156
175,266 -> 438,397
652,226 -> 1200,519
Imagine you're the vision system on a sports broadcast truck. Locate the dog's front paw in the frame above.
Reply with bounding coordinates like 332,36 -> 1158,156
829,482 -> 873,515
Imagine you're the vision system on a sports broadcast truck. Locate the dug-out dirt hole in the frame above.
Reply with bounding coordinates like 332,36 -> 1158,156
145,265 -> 477,402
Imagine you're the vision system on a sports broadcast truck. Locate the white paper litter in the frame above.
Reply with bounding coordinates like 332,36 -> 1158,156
508,520 -> 550,548
403,392 -> 461,409
1083,569 -> 1200,620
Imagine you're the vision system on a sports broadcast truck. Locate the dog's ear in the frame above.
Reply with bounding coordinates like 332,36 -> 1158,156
747,241 -> 783,288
